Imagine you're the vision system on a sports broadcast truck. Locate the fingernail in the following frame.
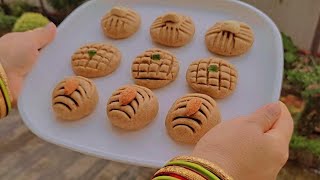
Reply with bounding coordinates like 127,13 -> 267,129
265,102 -> 281,118
45,22 -> 55,29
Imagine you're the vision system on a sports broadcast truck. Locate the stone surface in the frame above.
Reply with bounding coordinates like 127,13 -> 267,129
0,110 -> 156,180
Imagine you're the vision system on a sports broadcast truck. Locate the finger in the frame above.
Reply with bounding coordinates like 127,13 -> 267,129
248,102 -> 282,132
27,22 -> 57,49
266,102 -> 294,143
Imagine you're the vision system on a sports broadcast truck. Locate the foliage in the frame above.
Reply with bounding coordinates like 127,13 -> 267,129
286,62 -> 320,98
282,32 -> 298,65
9,0 -> 38,17
280,95 -> 304,124
282,32 -> 320,99
46,0 -> 86,12
12,12 -> 49,32
281,32 -> 320,145
290,134 -> 320,157
0,11 -> 17,34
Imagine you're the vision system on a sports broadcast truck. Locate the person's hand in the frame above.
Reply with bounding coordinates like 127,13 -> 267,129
192,101 -> 293,180
0,22 -> 56,106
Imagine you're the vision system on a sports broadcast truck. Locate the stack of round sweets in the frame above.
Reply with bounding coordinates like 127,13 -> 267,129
106,85 -> 159,130
166,93 -> 221,144
131,48 -> 180,89
150,12 -> 195,47
186,57 -> 238,99
205,20 -> 254,56
101,6 -> 141,39
52,76 -> 99,121
71,43 -> 121,78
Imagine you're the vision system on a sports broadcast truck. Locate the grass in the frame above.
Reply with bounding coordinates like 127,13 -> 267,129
290,134 -> 320,157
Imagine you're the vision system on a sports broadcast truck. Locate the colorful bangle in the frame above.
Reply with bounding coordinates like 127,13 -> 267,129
154,165 -> 207,180
153,156 -> 233,180
153,176 -> 180,180
0,62 -> 12,118
0,79 -> 11,114
0,86 -> 8,118
0,63 -> 10,91
171,156 -> 233,180
166,160 -> 220,180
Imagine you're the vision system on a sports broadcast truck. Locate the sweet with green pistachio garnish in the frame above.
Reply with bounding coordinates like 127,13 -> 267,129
88,50 -> 97,59
151,54 -> 161,60
208,65 -> 219,72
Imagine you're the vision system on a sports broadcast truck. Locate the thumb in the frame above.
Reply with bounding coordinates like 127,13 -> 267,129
27,22 -> 57,49
248,102 -> 282,132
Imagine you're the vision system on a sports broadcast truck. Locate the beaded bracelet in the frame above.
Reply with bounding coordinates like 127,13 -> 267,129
152,156 -> 233,180
0,63 -> 12,118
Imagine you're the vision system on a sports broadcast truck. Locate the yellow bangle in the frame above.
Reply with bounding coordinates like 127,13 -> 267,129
0,62 -> 12,117
0,79 -> 11,113
0,85 -> 8,118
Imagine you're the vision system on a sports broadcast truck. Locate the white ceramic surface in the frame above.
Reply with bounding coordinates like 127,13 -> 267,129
18,0 -> 283,168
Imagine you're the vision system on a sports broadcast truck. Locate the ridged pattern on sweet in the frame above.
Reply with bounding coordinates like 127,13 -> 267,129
186,57 -> 238,99
107,85 -> 159,130
107,85 -> 153,120
166,93 -> 220,144
205,22 -> 254,56
52,76 -> 94,113
101,8 -> 140,39
150,15 -> 195,47
168,94 -> 217,133
132,48 -> 179,81
71,43 -> 121,78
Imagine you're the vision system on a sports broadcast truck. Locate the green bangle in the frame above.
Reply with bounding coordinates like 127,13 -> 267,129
0,79 -> 11,114
166,160 -> 220,180
153,176 -> 180,180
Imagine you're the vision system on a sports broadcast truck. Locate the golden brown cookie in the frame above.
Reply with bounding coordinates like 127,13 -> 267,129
71,43 -> 121,78
131,48 -> 179,89
106,85 -> 159,130
186,57 -> 238,99
101,6 -> 141,39
52,76 -> 99,121
205,20 -> 254,56
150,12 -> 195,47
165,93 -> 221,144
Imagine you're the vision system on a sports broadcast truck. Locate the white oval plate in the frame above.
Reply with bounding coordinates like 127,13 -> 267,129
18,0 -> 283,168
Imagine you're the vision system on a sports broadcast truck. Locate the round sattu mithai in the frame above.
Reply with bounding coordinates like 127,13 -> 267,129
150,12 -> 195,47
71,43 -> 121,78
131,48 -> 179,89
205,20 -> 254,56
106,85 -> 159,130
165,93 -> 221,144
186,57 -> 238,99
101,6 -> 141,39
52,76 -> 99,121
